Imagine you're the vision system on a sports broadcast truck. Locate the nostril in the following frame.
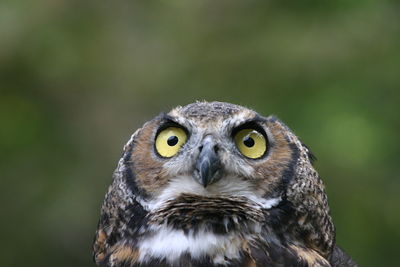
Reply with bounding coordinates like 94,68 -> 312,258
213,145 -> 219,153
199,145 -> 203,151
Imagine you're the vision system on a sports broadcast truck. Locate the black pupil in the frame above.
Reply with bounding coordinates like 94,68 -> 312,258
243,136 -> 255,147
167,136 -> 179,146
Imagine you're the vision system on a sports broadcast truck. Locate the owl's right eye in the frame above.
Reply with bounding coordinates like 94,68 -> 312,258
155,127 -> 188,158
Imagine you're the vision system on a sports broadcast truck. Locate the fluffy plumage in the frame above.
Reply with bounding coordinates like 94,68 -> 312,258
93,101 -> 356,267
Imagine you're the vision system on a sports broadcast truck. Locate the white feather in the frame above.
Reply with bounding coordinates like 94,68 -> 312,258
138,224 -> 243,264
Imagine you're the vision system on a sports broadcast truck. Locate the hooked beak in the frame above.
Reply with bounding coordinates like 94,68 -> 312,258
194,136 -> 222,187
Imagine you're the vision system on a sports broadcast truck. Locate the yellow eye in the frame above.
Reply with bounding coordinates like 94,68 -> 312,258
155,127 -> 188,158
234,129 -> 267,159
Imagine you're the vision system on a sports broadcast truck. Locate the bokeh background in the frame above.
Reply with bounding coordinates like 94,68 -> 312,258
1,1 -> 399,266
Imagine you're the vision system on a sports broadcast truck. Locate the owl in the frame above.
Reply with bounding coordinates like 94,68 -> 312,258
93,101 -> 356,267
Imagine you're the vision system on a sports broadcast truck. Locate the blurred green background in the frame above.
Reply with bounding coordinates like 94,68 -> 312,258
1,1 -> 399,266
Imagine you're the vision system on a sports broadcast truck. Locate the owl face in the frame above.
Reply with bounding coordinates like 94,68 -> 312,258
94,101 -> 340,266
129,102 -> 296,210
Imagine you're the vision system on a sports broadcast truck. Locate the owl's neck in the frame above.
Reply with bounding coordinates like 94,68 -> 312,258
120,174 -> 333,265
134,192 -> 274,265
104,196 -> 332,266
133,210 -> 330,266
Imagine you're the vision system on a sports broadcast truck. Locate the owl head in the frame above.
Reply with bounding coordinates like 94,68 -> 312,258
93,101 -> 336,266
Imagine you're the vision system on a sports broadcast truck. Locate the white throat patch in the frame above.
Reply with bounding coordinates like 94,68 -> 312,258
138,225 -> 243,264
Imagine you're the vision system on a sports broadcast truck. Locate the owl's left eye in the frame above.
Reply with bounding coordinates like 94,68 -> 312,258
155,127 -> 188,158
234,128 -> 267,159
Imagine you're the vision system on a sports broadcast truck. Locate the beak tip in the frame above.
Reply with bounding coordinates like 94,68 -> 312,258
195,167 -> 221,188
194,168 -> 209,187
